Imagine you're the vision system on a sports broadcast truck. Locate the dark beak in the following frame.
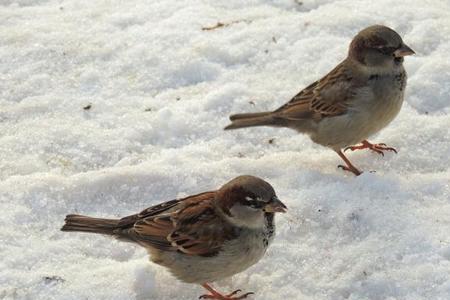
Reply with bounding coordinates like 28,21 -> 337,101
394,44 -> 415,57
264,196 -> 287,213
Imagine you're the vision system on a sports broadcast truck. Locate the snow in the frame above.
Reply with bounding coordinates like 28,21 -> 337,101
1,0 -> 450,299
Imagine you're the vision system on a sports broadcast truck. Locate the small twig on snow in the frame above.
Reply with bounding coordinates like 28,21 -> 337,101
202,20 -> 252,31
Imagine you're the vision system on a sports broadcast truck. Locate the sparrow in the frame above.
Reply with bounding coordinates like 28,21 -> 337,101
225,25 -> 415,175
61,175 -> 287,300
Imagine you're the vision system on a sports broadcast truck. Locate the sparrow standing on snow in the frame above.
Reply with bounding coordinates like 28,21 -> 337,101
61,175 -> 286,300
225,25 -> 415,175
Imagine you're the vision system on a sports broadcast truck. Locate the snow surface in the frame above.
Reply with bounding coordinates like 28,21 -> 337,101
1,0 -> 450,299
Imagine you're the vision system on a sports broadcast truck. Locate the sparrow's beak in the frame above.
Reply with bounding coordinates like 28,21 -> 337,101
264,196 -> 287,213
394,44 -> 415,57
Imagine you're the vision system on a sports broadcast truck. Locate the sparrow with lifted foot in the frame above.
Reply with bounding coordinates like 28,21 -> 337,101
61,175 -> 287,299
225,25 -> 414,175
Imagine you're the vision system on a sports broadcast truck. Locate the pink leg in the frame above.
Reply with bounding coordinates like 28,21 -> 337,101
199,283 -> 254,300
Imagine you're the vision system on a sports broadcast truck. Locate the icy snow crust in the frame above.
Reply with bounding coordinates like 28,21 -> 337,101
1,0 -> 450,299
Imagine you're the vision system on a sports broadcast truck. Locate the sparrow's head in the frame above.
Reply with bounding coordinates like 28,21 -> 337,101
349,25 -> 414,71
216,175 -> 287,229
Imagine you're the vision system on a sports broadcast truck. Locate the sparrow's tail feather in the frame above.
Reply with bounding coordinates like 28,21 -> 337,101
61,214 -> 120,235
225,112 -> 275,130
229,112 -> 272,121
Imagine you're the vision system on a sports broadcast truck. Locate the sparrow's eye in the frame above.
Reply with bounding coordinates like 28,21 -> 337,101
375,45 -> 396,55
244,196 -> 265,209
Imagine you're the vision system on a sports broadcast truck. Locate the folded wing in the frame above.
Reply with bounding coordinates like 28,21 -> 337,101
274,61 -> 356,121
122,192 -> 237,257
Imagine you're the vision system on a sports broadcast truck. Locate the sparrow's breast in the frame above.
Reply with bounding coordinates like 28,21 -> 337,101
158,219 -> 275,285
359,70 -> 407,134
313,70 -> 406,149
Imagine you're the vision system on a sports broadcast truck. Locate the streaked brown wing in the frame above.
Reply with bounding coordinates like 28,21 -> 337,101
274,61 -> 354,120
122,191 -> 235,256
167,198 -> 237,256
117,199 -> 181,228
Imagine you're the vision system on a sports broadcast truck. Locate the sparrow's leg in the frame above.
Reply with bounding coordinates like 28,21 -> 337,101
336,150 -> 362,176
344,140 -> 397,156
199,283 -> 254,300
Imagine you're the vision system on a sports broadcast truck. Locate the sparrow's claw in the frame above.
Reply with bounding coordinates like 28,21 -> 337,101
233,292 -> 254,299
199,291 -> 254,300
200,284 -> 254,300
344,145 -> 365,152
372,144 -> 397,154
336,150 -> 362,176
345,140 -> 397,156
337,164 -> 362,176
226,290 -> 242,297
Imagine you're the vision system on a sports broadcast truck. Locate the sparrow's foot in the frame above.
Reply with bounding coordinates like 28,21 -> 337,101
200,284 -> 254,300
336,150 -> 362,176
344,140 -> 397,156
337,164 -> 362,176
199,291 -> 254,300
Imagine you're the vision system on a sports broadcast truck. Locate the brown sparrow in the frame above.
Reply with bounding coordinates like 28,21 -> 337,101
61,175 -> 286,299
225,25 -> 415,175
